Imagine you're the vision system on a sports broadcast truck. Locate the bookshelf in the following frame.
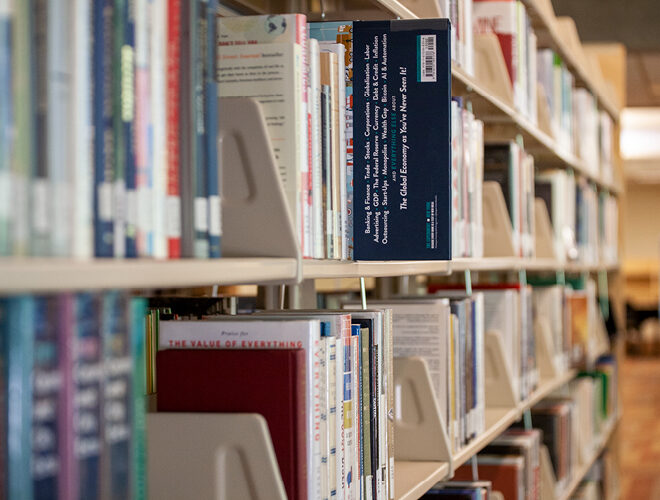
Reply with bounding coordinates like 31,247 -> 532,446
1,0 -> 624,499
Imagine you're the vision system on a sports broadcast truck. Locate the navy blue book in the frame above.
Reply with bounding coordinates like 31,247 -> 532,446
101,291 -> 132,500
93,0 -> 115,257
32,296 -> 61,499
124,0 -> 137,258
75,294 -> 103,500
352,19 -> 451,260
0,300 -> 7,499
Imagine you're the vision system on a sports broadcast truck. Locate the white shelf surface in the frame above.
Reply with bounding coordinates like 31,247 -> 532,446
394,461 -> 450,500
556,415 -> 620,500
303,259 -> 452,279
520,370 -> 578,412
0,257 -> 299,293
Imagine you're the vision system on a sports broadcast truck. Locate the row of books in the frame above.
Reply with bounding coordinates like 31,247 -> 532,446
438,355 -> 617,500
0,292 -> 146,500
536,170 -> 619,265
538,49 -> 616,183
0,0 -> 221,259
571,449 -> 619,500
154,309 -> 395,500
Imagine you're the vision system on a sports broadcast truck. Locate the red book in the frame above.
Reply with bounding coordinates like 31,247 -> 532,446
473,0 -> 517,88
157,348 -> 307,500
454,455 -> 525,500
166,0 -> 182,258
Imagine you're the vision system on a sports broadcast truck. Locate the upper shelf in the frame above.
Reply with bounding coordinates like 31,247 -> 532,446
0,258 -> 299,293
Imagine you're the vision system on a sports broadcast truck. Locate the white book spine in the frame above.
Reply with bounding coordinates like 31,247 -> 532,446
335,337 -> 345,500
49,0 -> 73,257
150,0 -> 167,258
327,336 -> 338,499
319,338 -> 329,500
72,0 -> 93,258
309,38 -> 324,260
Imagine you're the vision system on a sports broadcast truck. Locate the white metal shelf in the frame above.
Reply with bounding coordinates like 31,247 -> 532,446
303,259 -> 452,279
0,257 -> 299,293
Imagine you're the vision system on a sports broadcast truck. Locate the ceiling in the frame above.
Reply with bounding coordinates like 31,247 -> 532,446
552,0 -> 660,107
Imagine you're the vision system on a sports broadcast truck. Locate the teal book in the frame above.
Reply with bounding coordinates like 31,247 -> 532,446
6,296 -> 36,500
130,297 -> 147,500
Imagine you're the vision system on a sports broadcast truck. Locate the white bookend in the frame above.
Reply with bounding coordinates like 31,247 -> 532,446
539,444 -> 558,500
534,198 -> 557,260
473,33 -> 515,108
482,181 -> 516,258
393,357 -> 452,468
484,329 -> 519,408
147,413 -> 286,500
217,97 -> 300,266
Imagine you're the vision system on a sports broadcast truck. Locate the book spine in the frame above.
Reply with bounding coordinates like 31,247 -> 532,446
134,0 -> 151,256
192,0 -> 208,258
0,0 -> 11,256
308,38 -> 323,259
360,329 -> 372,500
102,292 -> 132,500
335,332 -> 345,500
340,25 -> 355,261
57,294 -> 75,500
321,84 -> 333,259
32,297 -> 61,498
342,331 -> 355,499
130,297 -> 147,500
72,0 -> 94,258
93,0 -> 115,257
123,0 -> 137,258
326,336 -> 338,498
6,297 -> 35,500
0,300 -> 6,500
351,328 -> 361,500
319,337 -> 329,500
74,293 -> 103,500
296,15 -> 311,259
165,0 -> 181,258
150,0 -> 167,258
205,0 -> 220,258
13,0 -> 35,257
48,0 -> 73,257
112,0 -> 127,258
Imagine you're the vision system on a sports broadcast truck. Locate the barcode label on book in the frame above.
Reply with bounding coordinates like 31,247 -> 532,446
418,35 -> 436,82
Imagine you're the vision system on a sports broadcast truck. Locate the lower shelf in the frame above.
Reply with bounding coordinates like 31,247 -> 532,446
556,415 -> 620,500
394,461 -> 451,500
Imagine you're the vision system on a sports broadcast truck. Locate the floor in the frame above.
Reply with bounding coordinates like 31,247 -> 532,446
620,355 -> 660,499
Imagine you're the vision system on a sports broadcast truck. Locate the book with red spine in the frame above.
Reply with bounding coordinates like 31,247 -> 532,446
166,0 -> 182,258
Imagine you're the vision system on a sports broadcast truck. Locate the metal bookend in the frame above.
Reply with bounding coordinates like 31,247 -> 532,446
393,357 -> 453,466
482,182 -> 517,258
534,199 -> 558,260
147,413 -> 287,500
474,33 -> 515,108
534,316 -> 561,380
218,97 -> 301,265
484,329 -> 519,408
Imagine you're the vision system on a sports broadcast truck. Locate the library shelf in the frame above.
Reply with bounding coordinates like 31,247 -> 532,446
0,257 -> 299,293
453,406 -> 523,469
450,258 -> 619,274
520,369 -> 578,412
303,259 -> 452,279
394,461 -> 451,500
556,415 -> 620,500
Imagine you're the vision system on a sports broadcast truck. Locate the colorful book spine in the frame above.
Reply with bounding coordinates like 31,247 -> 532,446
32,297 -> 62,498
166,0 -> 182,258
123,0 -> 138,258
74,293 -> 103,500
130,298 -> 147,500
93,0 -> 116,257
6,297 -> 35,500
102,292 -> 132,500
12,0 -> 35,257
135,0 -> 151,256
0,0 -> 11,256
57,295 -> 74,500
205,0 -> 220,258
192,0 -> 208,259
112,0 -> 127,258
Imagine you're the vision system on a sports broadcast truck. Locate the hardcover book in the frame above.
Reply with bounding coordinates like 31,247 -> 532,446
157,348 -> 307,500
352,19 -> 451,260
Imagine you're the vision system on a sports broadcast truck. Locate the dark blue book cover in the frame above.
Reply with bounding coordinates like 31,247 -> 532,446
124,0 -> 137,258
32,296 -> 61,499
74,293 -> 103,500
130,297 -> 147,500
205,0 -> 220,258
352,19 -> 451,260
6,296 -> 35,500
0,300 -> 7,499
93,0 -> 115,257
102,291 -> 132,500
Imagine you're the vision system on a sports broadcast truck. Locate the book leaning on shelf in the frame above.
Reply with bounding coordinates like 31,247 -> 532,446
0,292 -> 146,500
155,310 -> 395,500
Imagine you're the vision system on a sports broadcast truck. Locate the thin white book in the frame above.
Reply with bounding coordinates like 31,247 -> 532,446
308,38 -> 324,259
158,317 -> 322,500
